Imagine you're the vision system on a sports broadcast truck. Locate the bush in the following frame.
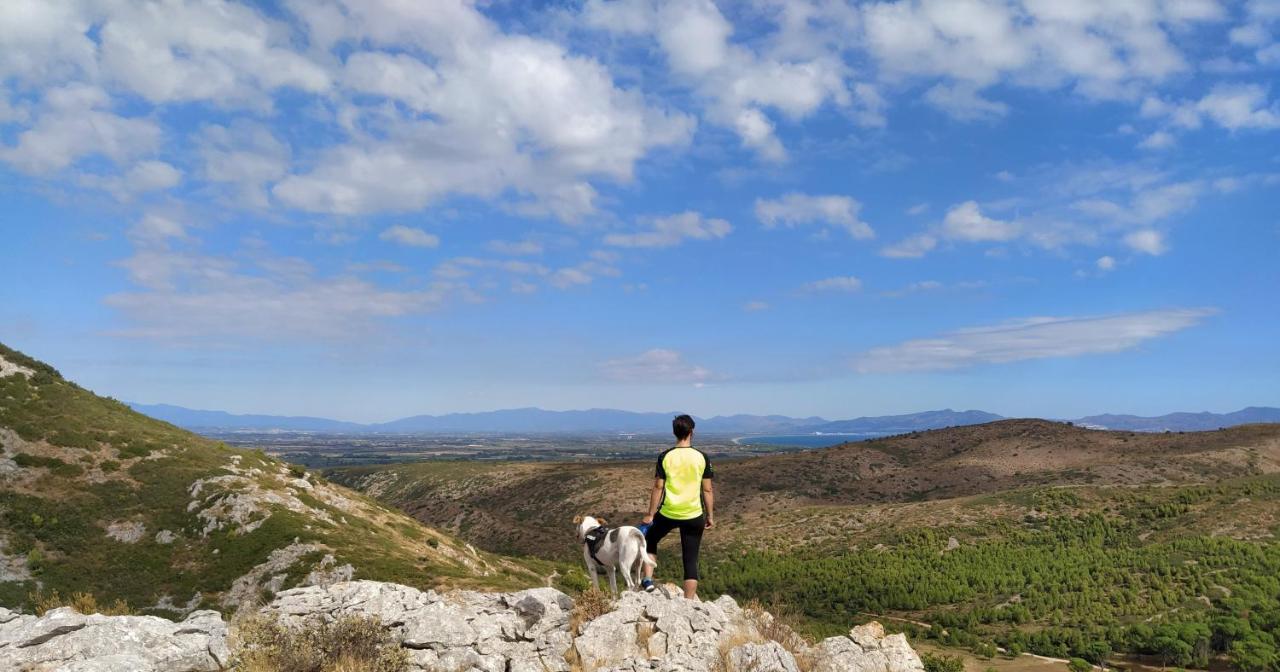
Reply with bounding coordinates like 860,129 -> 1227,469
30,589 -> 132,616
923,652 -> 966,672
232,613 -> 409,672
1068,657 -> 1092,672
569,587 -> 615,634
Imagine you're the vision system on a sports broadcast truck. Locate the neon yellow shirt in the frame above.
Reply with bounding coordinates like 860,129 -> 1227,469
655,446 -> 714,520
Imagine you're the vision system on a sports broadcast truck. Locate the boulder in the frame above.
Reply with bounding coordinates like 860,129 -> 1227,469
0,607 -> 227,672
810,621 -> 926,672
729,641 -> 802,672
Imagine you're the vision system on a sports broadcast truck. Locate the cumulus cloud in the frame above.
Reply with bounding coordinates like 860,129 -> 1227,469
803,276 -> 863,293
1124,229 -> 1168,255
0,85 -> 161,175
598,348 -> 715,384
379,225 -> 440,248
1096,255 -> 1116,271
854,308 -> 1216,373
604,211 -> 731,248
941,201 -> 1020,241
755,193 -> 875,239
880,233 -> 939,258
581,0 -> 863,161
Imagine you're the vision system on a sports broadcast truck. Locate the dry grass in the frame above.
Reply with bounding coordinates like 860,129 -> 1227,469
30,589 -> 132,616
741,599 -> 816,671
569,587 -> 615,635
231,613 -> 409,672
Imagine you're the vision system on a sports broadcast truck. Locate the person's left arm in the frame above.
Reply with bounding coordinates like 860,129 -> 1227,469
702,454 -> 715,529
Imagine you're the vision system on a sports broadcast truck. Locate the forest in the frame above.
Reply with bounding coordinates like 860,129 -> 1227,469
700,479 -> 1280,672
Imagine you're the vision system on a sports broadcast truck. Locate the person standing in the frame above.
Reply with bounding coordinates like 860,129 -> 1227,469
640,414 -> 715,599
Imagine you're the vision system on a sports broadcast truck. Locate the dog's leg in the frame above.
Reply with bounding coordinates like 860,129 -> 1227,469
584,548 -> 600,591
620,546 -> 638,591
608,567 -> 618,595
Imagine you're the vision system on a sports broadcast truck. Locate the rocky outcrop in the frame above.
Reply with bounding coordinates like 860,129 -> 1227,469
0,607 -> 227,672
0,581 -> 928,672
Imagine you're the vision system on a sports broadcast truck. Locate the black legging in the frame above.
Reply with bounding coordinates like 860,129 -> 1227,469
644,512 -> 705,581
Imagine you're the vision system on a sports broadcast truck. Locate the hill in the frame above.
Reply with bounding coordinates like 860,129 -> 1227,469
0,343 -> 555,616
329,420 -> 1280,670
1076,406 -> 1280,431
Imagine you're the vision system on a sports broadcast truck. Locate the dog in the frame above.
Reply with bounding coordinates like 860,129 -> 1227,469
574,515 -> 656,594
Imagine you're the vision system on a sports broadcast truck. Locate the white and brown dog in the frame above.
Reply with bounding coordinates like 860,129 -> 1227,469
574,515 -> 655,594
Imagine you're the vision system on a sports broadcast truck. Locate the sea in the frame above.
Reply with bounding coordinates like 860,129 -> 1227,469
734,432 -> 890,448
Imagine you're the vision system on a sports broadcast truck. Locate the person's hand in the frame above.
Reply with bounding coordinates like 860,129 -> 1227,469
642,515 -> 654,526
705,516 -> 715,529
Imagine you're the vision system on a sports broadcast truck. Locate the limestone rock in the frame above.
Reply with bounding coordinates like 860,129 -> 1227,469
730,641 -> 802,672
0,581 -> 927,672
0,607 -> 227,672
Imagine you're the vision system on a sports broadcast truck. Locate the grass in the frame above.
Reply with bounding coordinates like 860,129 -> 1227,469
231,613 -> 409,672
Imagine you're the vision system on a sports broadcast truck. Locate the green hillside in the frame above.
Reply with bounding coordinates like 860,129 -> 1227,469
0,343 -> 557,615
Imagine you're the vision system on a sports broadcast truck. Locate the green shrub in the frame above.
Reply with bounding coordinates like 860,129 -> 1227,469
923,653 -> 965,672
1068,657 -> 1092,672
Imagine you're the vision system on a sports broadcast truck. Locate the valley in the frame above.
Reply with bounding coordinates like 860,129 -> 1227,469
327,420 -> 1280,671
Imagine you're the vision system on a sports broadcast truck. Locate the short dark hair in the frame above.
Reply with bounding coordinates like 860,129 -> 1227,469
673,414 -> 695,441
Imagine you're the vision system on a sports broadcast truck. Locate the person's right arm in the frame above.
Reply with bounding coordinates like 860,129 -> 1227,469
643,478 -> 664,525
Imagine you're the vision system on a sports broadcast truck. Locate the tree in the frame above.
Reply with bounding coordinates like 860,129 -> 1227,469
1069,658 -> 1093,672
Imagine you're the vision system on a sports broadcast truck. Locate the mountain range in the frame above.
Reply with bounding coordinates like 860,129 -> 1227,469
128,402 -> 1280,434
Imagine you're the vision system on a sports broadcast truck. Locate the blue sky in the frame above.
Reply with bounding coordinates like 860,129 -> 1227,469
1,0 -> 1278,422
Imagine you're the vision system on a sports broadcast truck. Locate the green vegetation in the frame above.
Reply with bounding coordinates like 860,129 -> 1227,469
0,343 -> 560,614
702,477 -> 1280,671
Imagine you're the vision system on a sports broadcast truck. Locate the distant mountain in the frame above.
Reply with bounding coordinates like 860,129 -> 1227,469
128,403 -> 366,432
128,402 -> 1280,436
798,409 -> 1006,434
1074,406 -> 1280,431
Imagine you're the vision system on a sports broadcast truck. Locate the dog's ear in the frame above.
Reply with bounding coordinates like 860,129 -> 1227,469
572,515 -> 583,524
597,517 -> 608,525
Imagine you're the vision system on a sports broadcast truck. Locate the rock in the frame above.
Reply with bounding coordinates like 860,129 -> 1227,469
222,541 -> 325,608
154,530 -> 177,545
811,621 -> 926,672
0,581 -> 926,672
104,520 -> 146,544
730,641 -> 802,672
0,607 -> 227,672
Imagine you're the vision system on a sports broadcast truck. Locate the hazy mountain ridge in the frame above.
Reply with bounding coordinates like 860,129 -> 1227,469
132,401 -> 1280,436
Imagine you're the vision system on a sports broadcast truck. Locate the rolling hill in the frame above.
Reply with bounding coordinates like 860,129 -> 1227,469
0,343 -> 555,616
328,420 -> 1280,669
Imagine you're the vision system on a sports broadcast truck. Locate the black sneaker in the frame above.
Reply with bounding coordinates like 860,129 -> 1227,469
641,579 -> 656,593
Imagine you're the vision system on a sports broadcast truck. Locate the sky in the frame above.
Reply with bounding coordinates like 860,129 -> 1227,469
1,0 -> 1278,423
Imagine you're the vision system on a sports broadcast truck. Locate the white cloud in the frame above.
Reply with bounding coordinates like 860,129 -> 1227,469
580,0 -> 859,161
0,85 -> 161,175
743,300 -> 770,312
922,83 -> 1009,121
941,201 -> 1020,241
880,233 -> 938,258
803,276 -> 863,293
599,348 -> 715,384
1096,255 -> 1116,271
1124,229 -> 1168,255
487,239 -> 545,256
755,192 -> 875,239
906,202 -> 930,215
1138,130 -> 1176,150
604,211 -> 731,248
107,224 -> 460,342
197,122 -> 291,209
78,160 -> 182,200
379,225 -> 440,248
854,308 -> 1215,373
